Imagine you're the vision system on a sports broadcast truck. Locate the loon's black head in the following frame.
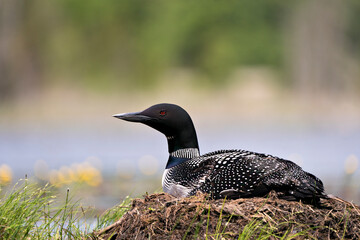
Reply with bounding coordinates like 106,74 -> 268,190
113,103 -> 199,154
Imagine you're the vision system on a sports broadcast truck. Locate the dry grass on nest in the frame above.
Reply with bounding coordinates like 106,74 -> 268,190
91,191 -> 360,240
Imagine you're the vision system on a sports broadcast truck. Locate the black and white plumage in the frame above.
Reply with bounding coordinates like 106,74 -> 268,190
113,103 -> 326,204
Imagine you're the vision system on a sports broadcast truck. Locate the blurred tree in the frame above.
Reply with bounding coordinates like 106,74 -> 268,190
0,0 -> 44,101
288,0 -> 360,97
347,0 -> 360,57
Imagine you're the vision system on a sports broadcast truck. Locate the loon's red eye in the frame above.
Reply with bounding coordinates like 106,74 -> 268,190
160,110 -> 166,116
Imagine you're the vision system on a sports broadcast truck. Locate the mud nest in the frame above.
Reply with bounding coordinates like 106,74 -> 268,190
92,192 -> 360,240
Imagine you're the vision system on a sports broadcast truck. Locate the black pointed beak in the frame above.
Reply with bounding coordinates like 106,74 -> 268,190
112,111 -> 152,122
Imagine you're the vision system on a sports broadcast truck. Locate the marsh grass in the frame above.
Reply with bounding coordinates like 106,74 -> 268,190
94,195 -> 131,231
1,182 -> 359,239
0,179 -> 131,239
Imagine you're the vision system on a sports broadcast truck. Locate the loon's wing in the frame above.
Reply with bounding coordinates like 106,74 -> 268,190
196,150 -> 325,203
231,154 -> 326,205
260,158 -> 325,200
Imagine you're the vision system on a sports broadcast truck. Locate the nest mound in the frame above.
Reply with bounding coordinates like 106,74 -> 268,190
92,192 -> 360,240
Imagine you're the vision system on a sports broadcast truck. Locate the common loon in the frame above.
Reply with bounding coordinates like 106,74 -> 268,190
113,103 -> 326,203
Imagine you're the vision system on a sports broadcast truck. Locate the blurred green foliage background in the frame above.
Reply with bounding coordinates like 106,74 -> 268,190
1,0 -> 360,98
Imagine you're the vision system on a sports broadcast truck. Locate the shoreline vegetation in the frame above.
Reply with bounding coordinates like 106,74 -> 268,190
0,180 -> 131,239
1,180 -> 360,239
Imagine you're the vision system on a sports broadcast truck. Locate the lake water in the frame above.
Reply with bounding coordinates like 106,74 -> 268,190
1,122 -> 360,205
